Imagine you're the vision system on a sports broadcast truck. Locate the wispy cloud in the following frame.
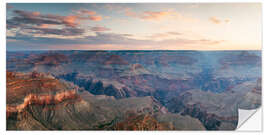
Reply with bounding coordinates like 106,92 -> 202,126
75,9 -> 103,21
24,27 -> 84,36
123,8 -> 198,23
209,17 -> 221,24
148,32 -> 182,39
89,15 -> 102,21
140,11 -> 173,20
7,31 -> 224,48
91,26 -> 111,32
124,10 -> 178,21
209,16 -> 231,24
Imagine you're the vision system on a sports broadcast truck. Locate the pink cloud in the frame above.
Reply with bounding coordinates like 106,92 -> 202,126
124,9 -> 189,22
209,17 -> 231,24
89,15 -> 102,21
209,17 -> 221,24
62,15 -> 79,27
225,19 -> 231,24
38,24 -> 51,28
141,11 -> 172,20
124,8 -> 138,18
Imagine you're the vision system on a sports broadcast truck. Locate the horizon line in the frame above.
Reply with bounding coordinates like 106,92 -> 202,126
6,49 -> 261,52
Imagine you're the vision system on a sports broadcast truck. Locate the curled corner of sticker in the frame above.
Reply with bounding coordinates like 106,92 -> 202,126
236,107 -> 262,131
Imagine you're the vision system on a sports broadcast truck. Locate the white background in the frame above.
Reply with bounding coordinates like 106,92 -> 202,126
0,0 -> 268,135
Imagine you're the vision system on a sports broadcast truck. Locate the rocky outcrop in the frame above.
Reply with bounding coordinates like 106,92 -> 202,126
111,113 -> 172,130
7,90 -> 80,119
104,55 -> 129,65
131,63 -> 143,70
6,71 -> 81,119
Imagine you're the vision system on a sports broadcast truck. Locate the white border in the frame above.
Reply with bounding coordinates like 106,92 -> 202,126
238,108 -> 262,131
1,0 -> 269,135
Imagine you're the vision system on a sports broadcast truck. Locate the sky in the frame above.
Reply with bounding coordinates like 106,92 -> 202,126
6,3 -> 262,51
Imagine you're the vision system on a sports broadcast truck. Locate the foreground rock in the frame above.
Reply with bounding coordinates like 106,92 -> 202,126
7,71 -> 205,130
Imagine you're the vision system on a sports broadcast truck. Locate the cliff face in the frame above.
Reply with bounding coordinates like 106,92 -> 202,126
7,71 -> 78,105
6,71 -> 82,126
7,90 -> 80,118
7,71 -> 204,130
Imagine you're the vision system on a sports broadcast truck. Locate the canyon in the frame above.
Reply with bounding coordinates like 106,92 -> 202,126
7,50 -> 261,130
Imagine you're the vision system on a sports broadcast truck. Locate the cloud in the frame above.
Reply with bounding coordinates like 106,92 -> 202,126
149,32 -> 182,39
91,26 -> 111,32
77,9 -> 96,16
89,15 -> 102,21
6,10 -> 103,37
123,9 -> 197,23
209,17 -> 221,24
125,10 -> 176,21
24,27 -> 84,36
225,19 -> 231,24
124,8 -> 138,18
167,32 -> 182,35
140,11 -> 172,20
75,9 -> 103,21
38,24 -> 52,29
7,10 -> 79,29
7,9 -> 104,30
209,17 -> 231,24
103,5 -> 197,23
62,15 -> 79,27
7,31 -> 224,48
197,39 -> 224,45
123,8 -> 168,20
